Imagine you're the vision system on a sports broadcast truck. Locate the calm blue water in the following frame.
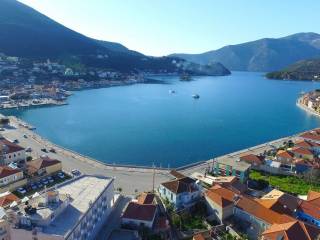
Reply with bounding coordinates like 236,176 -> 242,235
2,72 -> 320,167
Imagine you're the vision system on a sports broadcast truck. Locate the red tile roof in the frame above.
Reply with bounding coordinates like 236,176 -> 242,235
236,196 -> 294,225
137,193 -> 156,205
205,185 -> 235,208
240,154 -> 264,166
291,147 -> 313,156
193,233 -> 206,240
0,138 -> 24,154
0,192 -> 19,207
122,202 -> 157,222
295,140 -> 320,149
27,156 -> 61,174
0,166 -> 21,178
300,131 -> 320,142
262,221 -> 320,240
276,150 -> 294,159
161,177 -> 197,194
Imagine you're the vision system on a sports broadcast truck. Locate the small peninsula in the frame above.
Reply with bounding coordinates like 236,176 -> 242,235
266,59 -> 320,80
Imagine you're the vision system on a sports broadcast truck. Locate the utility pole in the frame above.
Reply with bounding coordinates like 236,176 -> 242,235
152,162 -> 155,193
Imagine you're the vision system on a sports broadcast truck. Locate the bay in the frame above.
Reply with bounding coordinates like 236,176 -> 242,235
2,71 -> 320,167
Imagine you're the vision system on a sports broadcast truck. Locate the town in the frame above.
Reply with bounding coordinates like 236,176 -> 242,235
0,53 -> 147,109
0,113 -> 319,239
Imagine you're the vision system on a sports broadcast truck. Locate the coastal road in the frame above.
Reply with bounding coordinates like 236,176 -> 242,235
2,117 -> 171,195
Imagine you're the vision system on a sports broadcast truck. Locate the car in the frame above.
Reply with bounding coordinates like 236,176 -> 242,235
49,148 -> 56,153
0,128 -> 5,131
17,187 -> 26,195
23,134 -> 28,138
41,148 -> 48,153
13,139 -> 19,144
26,147 -> 32,152
31,184 -> 37,190
41,178 -> 49,185
48,176 -> 54,183
37,182 -> 43,188
57,172 -> 65,179
71,169 -> 81,176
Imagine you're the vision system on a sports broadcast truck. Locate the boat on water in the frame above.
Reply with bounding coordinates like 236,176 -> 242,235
192,94 -> 200,99
169,90 -> 176,94
180,73 -> 192,81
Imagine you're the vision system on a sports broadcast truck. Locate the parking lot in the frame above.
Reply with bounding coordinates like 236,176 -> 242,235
14,171 -> 72,198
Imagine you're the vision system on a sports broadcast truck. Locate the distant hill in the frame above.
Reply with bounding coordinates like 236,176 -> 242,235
0,0 -> 230,76
170,33 -> 320,72
266,59 -> 320,80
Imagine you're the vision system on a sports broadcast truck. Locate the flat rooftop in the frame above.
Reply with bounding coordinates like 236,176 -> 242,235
216,157 -> 251,172
42,175 -> 113,236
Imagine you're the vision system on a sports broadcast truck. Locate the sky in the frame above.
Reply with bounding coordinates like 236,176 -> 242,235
19,0 -> 319,56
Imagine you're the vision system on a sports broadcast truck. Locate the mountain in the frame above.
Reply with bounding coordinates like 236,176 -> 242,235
170,33 -> 320,72
266,59 -> 320,80
0,0 -> 230,76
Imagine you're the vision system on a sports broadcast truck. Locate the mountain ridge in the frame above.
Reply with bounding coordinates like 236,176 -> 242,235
170,32 -> 320,72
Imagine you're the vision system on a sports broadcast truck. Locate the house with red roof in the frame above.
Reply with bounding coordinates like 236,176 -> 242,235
295,140 -> 320,154
0,166 -> 24,187
158,171 -> 202,209
0,136 -> 25,165
240,154 -> 264,167
275,150 -> 294,164
290,147 -> 314,160
26,156 -> 61,176
122,192 -> 160,229
0,191 -> 19,207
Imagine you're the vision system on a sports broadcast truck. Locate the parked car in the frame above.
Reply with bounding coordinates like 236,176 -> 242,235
41,178 -> 49,185
48,176 -> 54,183
41,148 -> 48,153
0,128 -> 5,131
49,148 -> 56,153
71,169 -> 81,176
26,147 -> 32,152
57,172 -> 65,179
37,182 -> 43,188
23,134 -> 28,138
31,184 -> 37,190
17,187 -> 26,195
13,139 -> 19,144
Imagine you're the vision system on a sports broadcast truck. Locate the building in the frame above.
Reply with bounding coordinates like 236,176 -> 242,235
26,156 -> 62,176
122,202 -> 157,229
261,221 -> 320,240
275,150 -> 294,164
0,166 -> 24,187
295,140 -> 320,154
0,137 -> 25,166
290,147 -> 314,160
7,175 -> 115,240
0,192 -> 19,208
300,129 -> 320,144
159,172 -> 201,209
213,157 -> 250,183
239,154 -> 264,167
0,208 -> 10,240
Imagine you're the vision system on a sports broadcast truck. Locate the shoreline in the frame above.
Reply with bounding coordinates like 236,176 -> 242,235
6,115 -> 303,173
0,99 -> 68,110
296,96 -> 320,118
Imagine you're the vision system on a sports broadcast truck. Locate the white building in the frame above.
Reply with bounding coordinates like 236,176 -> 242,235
0,137 -> 25,166
159,172 -> 202,209
6,175 -> 116,240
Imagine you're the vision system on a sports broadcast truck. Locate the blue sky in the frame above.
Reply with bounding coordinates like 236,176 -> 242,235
19,0 -> 319,56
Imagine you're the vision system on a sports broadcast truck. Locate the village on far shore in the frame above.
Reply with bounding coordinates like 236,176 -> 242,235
0,53 -> 149,109
1,107 -> 320,239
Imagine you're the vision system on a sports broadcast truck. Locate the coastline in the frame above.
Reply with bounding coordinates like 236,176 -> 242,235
296,96 -> 320,118
0,99 -> 68,110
